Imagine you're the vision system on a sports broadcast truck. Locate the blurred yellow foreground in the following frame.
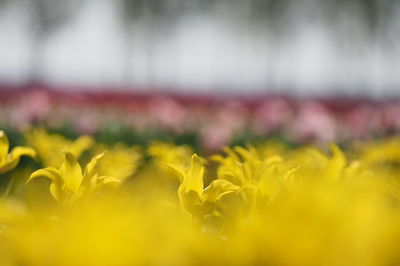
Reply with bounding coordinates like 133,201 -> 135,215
1,130 -> 400,265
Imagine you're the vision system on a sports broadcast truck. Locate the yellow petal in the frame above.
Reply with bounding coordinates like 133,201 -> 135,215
235,145 -> 259,162
306,148 -> 329,168
180,190 -> 204,216
202,179 -> 240,202
281,166 -> 300,183
324,143 -> 346,181
85,175 -> 121,193
265,155 -> 284,165
101,176 -> 122,184
164,163 -> 185,182
257,164 -> 280,202
0,130 -> 9,161
71,135 -> 94,157
27,167 -> 60,183
0,147 -> 36,174
28,167 -> 64,201
83,152 -> 106,181
209,154 -> 225,163
49,182 -> 63,202
222,147 -> 240,161
183,154 -> 204,196
59,151 -> 83,193
10,146 -> 36,160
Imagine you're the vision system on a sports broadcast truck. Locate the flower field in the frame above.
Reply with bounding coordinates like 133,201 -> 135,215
0,115 -> 400,265
1,0 -> 398,263
3,88 -> 400,150
1,88 -> 400,265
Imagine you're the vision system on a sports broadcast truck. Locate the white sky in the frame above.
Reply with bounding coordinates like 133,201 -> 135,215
0,0 -> 399,96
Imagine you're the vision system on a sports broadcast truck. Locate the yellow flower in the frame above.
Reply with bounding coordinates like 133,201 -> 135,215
27,151 -> 120,204
148,141 -> 193,181
356,137 -> 400,164
4,134 -> 400,265
212,145 -> 297,208
168,154 -> 239,217
323,143 -> 347,181
0,130 -> 36,174
26,129 -> 93,167
93,143 -> 141,182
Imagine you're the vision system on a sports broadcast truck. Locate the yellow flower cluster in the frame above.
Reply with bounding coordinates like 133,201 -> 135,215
1,129 -> 400,265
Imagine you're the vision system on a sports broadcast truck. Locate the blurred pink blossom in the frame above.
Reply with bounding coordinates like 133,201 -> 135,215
292,101 -> 336,142
252,99 -> 293,135
10,90 -> 52,130
150,97 -> 188,133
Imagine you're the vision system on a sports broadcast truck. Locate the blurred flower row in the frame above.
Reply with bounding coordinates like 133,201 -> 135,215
1,129 -> 400,265
3,88 -> 400,151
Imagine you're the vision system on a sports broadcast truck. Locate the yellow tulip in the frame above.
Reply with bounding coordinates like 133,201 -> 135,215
4,133 -> 400,265
168,154 -> 239,217
0,130 -> 36,174
27,151 -> 120,204
212,145 -> 299,209
26,129 -> 93,167
148,141 -> 193,182
93,143 -> 141,182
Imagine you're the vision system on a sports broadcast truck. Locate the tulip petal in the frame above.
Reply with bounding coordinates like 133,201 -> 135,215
0,132 -> 36,174
27,167 -> 60,183
101,176 -> 122,184
184,154 -> 204,196
83,152 -> 106,181
10,146 -> 36,160
59,151 -> 83,193
325,143 -> 347,181
164,163 -> 185,182
71,135 -> 94,158
0,130 -> 9,162
203,179 -> 240,202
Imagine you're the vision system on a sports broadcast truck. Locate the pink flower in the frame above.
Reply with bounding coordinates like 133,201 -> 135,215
252,99 -> 293,135
292,101 -> 336,142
